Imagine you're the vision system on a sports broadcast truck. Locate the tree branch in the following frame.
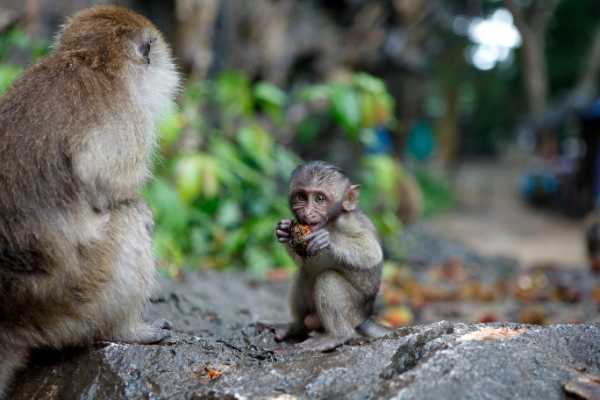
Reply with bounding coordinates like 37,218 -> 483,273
504,0 -> 560,34
504,0 -> 526,32
532,0 -> 560,33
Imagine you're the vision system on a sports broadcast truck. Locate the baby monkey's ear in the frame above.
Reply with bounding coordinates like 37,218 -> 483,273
342,184 -> 360,212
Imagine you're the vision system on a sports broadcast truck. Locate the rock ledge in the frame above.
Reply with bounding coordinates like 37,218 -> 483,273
11,272 -> 600,400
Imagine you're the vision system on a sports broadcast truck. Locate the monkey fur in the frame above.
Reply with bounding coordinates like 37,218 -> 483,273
275,161 -> 393,352
0,6 -> 179,397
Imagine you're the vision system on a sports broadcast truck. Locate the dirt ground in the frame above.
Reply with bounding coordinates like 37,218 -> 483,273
426,160 -> 587,269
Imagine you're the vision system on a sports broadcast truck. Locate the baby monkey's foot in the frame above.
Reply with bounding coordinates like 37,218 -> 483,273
255,321 -> 287,335
299,334 -> 357,352
255,322 -> 309,342
275,325 -> 309,342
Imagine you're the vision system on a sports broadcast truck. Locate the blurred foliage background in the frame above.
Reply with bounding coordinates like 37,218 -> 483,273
146,71 -> 449,275
1,0 -> 599,279
0,26 -> 451,275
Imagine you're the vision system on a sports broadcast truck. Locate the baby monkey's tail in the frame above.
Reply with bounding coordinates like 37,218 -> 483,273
356,319 -> 395,338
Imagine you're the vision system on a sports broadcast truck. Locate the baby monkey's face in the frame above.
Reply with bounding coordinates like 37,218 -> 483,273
288,161 -> 359,228
290,188 -> 333,228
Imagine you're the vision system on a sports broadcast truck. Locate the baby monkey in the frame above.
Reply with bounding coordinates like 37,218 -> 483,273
274,161 -> 393,351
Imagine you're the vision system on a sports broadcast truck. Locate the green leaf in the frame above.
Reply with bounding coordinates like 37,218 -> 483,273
298,84 -> 331,102
211,137 -> 264,185
184,80 -> 210,104
174,155 -> 203,202
158,108 -> 184,147
216,200 -> 242,227
175,154 -> 220,202
352,73 -> 386,94
254,82 -> 287,124
189,227 -> 210,257
331,85 -> 362,138
415,169 -> 455,216
363,155 -> 400,196
216,71 -> 253,118
145,179 -> 188,237
274,146 -> 302,178
153,228 -> 185,267
221,228 -> 247,255
237,125 -> 274,171
272,244 -> 295,269
254,82 -> 287,107
297,115 -> 323,144
12,31 -> 30,48
0,65 -> 21,95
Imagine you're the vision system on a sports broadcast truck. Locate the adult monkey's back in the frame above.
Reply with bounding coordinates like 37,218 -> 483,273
0,5 -> 179,397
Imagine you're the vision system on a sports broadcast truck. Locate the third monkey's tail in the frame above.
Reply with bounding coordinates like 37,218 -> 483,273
356,319 -> 395,338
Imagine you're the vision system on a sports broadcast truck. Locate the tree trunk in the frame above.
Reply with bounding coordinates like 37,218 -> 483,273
174,0 -> 219,79
504,0 -> 559,121
437,83 -> 459,166
520,27 -> 548,120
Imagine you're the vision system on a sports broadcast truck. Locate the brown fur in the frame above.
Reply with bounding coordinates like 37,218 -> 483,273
275,161 -> 392,351
0,5 -> 179,397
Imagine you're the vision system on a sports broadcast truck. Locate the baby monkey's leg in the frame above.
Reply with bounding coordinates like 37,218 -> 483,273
300,270 -> 363,352
274,272 -> 313,342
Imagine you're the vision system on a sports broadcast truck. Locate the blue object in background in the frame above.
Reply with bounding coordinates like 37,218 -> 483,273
407,120 -> 435,161
365,125 -> 394,155
580,98 -> 600,121
520,172 -> 559,204
580,98 -> 600,209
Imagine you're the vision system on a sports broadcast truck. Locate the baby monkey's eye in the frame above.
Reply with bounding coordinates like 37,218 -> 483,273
315,193 -> 326,203
296,192 -> 307,202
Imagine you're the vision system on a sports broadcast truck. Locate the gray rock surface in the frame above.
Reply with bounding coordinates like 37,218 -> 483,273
10,270 -> 600,400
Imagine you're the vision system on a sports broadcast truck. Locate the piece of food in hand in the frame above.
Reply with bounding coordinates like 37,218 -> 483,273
289,221 -> 312,257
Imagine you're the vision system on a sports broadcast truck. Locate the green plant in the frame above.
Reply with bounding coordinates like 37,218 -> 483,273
0,28 -> 48,95
146,75 -> 302,275
297,72 -> 396,144
0,64 -> 21,94
414,169 -> 455,216
0,28 -> 48,61
146,71 -> 410,275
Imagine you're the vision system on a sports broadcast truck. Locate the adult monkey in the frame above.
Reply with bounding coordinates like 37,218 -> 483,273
0,6 -> 179,397
275,161 -> 393,351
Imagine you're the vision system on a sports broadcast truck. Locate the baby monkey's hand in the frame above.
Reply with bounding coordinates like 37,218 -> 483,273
275,219 -> 292,242
306,228 -> 330,256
